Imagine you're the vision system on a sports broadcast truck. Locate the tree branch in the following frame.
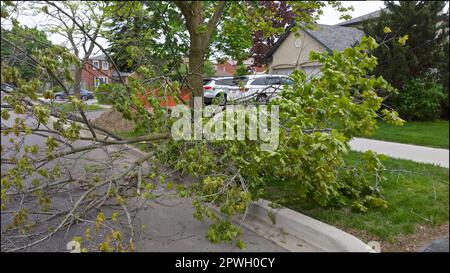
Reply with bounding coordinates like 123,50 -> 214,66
203,1 -> 226,50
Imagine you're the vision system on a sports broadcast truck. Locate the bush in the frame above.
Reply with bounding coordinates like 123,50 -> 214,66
95,84 -> 116,105
391,78 -> 447,121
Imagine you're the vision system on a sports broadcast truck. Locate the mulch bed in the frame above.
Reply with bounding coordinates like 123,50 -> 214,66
337,222 -> 449,252
92,109 -> 135,133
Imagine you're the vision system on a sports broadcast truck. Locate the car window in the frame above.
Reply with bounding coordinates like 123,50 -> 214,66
266,76 -> 282,85
215,78 -> 234,86
203,79 -> 212,85
281,77 -> 294,85
250,77 -> 267,86
232,77 -> 249,87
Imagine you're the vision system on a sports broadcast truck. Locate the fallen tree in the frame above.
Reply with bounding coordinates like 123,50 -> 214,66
1,1 -> 404,252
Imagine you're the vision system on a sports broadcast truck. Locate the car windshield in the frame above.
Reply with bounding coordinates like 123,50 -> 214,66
203,79 -> 212,85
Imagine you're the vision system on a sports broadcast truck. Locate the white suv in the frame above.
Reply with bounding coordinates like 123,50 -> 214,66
226,75 -> 294,103
203,77 -> 235,106
203,75 -> 294,105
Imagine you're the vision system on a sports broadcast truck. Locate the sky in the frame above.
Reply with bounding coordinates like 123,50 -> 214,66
317,1 -> 386,25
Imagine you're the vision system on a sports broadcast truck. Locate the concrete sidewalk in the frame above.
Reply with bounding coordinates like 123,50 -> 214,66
350,138 -> 449,168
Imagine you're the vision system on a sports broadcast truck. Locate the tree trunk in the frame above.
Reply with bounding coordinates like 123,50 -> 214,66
188,34 -> 204,108
175,1 -> 226,108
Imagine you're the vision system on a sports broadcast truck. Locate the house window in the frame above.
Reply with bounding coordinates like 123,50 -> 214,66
102,61 -> 109,71
95,76 -> 108,87
92,60 -> 99,70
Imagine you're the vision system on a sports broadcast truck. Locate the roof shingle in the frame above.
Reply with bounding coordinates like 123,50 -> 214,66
265,23 -> 364,60
304,24 -> 365,52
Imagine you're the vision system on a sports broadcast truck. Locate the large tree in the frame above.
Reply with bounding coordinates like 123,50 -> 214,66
1,20 -> 52,81
106,1 -> 353,106
363,1 -> 449,89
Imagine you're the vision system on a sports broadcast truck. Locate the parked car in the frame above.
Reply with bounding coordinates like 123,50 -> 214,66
225,74 -> 294,104
203,77 -> 235,106
54,88 -> 94,101
1,83 -> 15,92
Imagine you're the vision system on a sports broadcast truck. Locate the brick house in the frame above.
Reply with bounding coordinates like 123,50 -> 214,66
182,57 -> 266,77
215,60 -> 236,76
80,54 -> 132,91
215,58 -> 266,76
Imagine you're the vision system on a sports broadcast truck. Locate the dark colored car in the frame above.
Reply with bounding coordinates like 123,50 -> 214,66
54,88 -> 94,101
1,83 -> 15,92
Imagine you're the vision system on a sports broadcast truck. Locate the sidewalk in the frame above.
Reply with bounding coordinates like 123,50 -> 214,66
349,137 -> 449,168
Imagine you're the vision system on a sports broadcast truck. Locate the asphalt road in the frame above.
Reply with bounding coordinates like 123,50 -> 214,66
1,109 -> 285,252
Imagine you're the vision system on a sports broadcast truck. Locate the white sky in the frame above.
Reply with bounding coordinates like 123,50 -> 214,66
317,1 -> 386,25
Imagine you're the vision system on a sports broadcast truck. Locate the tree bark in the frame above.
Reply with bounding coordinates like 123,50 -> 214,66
188,34 -> 204,108
174,1 -> 226,108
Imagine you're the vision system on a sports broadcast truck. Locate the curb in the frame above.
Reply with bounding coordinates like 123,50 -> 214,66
242,199 -> 375,252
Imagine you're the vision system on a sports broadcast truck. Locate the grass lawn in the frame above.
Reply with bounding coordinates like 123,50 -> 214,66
264,151 -> 449,242
364,120 -> 449,149
58,103 -> 105,113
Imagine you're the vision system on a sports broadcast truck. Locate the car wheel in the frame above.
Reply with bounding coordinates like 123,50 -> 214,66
216,93 -> 227,106
81,95 -> 88,101
256,94 -> 267,104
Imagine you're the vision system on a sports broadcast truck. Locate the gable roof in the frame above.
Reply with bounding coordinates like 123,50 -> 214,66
336,9 -> 386,26
304,24 -> 365,51
264,23 -> 364,61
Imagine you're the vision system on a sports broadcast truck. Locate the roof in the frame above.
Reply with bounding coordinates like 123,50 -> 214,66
90,54 -> 107,61
112,71 -> 133,77
265,23 -> 364,60
304,24 -> 364,51
336,9 -> 385,26
214,70 -> 234,77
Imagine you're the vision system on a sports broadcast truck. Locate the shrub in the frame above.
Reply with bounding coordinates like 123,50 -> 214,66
95,84 -> 117,105
390,78 -> 447,121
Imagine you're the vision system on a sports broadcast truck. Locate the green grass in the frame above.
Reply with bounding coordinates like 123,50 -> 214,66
264,151 -> 449,241
364,120 -> 449,149
58,103 -> 105,113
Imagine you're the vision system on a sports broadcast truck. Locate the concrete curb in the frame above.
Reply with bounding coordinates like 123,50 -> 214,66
242,199 -> 374,252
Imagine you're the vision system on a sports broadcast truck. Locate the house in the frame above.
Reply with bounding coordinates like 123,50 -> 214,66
263,8 -> 391,76
215,60 -> 236,76
80,54 -> 133,91
264,23 -> 365,76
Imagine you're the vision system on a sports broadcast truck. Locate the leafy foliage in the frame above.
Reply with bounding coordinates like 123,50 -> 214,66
1,20 -> 53,81
363,1 -> 448,88
1,1 -> 404,252
153,36 -> 403,246
392,78 -> 447,121
362,1 -> 449,120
